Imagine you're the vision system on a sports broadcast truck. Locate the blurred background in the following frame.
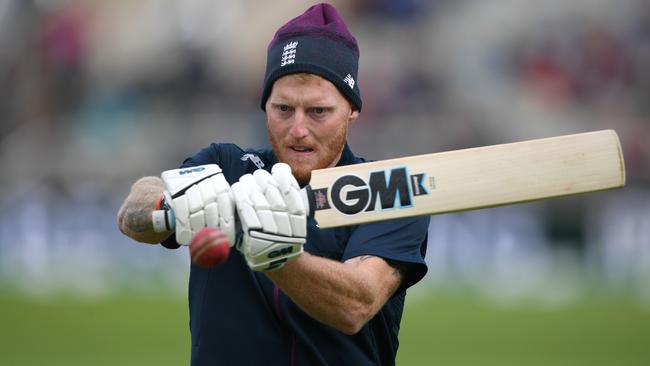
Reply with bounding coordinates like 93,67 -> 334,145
1,0 -> 649,365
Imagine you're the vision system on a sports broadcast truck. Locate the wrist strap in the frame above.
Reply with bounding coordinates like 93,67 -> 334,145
156,193 -> 172,211
152,193 -> 174,232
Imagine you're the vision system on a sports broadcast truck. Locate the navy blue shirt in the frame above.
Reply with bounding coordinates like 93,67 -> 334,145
163,143 -> 429,366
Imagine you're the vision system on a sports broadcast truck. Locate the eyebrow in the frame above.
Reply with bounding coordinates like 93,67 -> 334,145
269,99 -> 337,108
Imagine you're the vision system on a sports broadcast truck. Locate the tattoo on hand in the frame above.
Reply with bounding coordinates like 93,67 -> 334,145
117,176 -> 164,237
124,208 -> 152,233
119,199 -> 154,233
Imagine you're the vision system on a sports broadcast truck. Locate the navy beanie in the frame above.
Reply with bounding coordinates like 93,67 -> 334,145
260,3 -> 362,111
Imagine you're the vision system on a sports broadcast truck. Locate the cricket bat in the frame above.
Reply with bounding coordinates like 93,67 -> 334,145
154,130 -> 625,232
303,129 -> 625,228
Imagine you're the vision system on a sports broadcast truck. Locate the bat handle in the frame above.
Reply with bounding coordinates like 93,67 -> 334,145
300,185 -> 316,218
152,209 -> 175,232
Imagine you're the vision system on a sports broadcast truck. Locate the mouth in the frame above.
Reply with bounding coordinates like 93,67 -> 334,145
289,146 -> 314,154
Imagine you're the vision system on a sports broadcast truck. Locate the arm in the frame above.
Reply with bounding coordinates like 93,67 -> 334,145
117,176 -> 171,244
118,164 -> 235,246
266,252 -> 403,335
231,164 -> 404,333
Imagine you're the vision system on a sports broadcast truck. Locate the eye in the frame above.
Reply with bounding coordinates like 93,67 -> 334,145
278,104 -> 290,112
272,104 -> 294,116
310,107 -> 332,118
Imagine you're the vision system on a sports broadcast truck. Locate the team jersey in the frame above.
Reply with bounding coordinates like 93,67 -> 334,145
162,143 -> 429,366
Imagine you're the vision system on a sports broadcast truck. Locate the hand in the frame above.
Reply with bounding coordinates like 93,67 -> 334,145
231,163 -> 307,271
158,165 -> 236,246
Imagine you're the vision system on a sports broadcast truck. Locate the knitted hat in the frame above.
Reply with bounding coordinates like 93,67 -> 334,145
260,3 -> 362,111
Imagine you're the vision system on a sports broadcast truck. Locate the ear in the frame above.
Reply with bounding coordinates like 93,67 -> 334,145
348,109 -> 360,124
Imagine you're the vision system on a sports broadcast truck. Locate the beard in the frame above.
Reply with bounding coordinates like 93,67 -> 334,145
268,122 -> 349,186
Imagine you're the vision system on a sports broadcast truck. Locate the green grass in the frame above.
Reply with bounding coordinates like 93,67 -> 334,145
0,294 -> 189,366
397,293 -> 650,366
1,291 -> 649,366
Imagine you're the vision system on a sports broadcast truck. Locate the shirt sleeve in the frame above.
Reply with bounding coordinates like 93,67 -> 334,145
179,144 -> 223,168
341,216 -> 430,291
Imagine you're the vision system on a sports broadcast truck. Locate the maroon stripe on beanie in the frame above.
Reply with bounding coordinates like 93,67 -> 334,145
269,3 -> 359,57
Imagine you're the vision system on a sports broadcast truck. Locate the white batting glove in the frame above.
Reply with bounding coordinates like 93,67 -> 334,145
156,164 -> 236,246
231,163 -> 307,271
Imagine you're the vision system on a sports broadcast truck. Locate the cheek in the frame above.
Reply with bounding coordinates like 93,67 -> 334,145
321,119 -> 348,145
266,119 -> 286,139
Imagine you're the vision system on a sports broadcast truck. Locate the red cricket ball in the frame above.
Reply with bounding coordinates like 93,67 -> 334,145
189,227 -> 231,268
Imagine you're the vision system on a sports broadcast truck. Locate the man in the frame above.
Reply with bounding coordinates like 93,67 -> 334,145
117,3 -> 429,365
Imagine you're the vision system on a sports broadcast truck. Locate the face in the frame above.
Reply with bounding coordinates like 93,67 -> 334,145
266,74 -> 359,185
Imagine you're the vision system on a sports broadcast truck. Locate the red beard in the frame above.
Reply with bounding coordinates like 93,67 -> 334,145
268,121 -> 348,186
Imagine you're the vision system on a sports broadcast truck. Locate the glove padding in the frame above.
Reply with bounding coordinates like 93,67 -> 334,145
232,163 -> 307,271
160,164 -> 235,246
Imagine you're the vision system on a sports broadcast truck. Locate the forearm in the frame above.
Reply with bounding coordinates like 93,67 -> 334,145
266,252 -> 400,335
117,176 -> 171,244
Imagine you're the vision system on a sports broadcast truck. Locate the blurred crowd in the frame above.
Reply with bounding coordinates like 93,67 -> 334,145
0,0 -> 648,302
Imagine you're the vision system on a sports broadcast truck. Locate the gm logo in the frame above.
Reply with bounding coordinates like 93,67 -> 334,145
178,167 -> 205,175
317,167 -> 429,215
268,246 -> 294,258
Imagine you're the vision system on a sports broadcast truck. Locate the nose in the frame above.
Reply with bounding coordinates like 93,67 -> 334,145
289,110 -> 309,139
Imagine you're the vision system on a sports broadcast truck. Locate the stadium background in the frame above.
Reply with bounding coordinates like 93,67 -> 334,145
1,0 -> 649,364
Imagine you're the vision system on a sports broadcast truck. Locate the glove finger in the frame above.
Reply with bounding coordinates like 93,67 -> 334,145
210,174 -> 236,242
273,211 -> 293,236
232,175 -> 255,205
176,229 -> 192,246
238,173 -> 257,189
289,214 -> 307,238
254,169 -> 288,210
262,183 -> 287,211
270,162 -> 295,188
252,169 -> 274,193
250,189 -> 270,210
190,210 -> 206,232
211,173 -> 231,194
253,169 -> 290,234
232,180 -> 261,231
271,163 -> 307,236
217,188 -> 235,223
220,216 -> 237,247
204,202 -> 219,227
186,185 -> 203,214
173,195 -> 192,245
198,177 -> 218,203
272,163 -> 305,215
242,174 -> 278,234
283,188 -> 306,216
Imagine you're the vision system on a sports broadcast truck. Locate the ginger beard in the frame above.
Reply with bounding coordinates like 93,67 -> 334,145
268,118 -> 349,186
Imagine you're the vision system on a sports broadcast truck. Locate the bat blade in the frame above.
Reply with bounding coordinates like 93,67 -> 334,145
305,130 -> 625,228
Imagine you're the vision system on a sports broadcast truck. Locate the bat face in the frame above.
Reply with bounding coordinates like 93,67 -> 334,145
305,130 -> 625,228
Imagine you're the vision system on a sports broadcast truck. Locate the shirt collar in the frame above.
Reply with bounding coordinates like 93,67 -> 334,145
335,143 -> 357,167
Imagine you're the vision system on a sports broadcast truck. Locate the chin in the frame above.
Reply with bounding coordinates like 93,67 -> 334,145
285,161 -> 314,186
274,144 -> 344,185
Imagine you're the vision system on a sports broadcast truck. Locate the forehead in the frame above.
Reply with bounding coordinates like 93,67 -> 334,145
269,73 -> 344,102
